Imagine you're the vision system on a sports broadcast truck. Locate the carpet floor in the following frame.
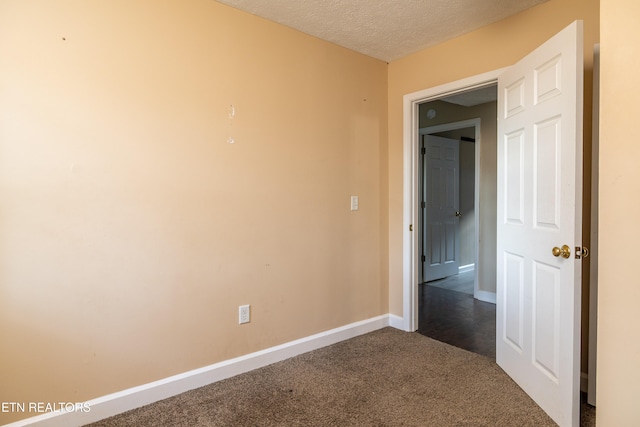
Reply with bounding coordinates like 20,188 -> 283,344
87,328 -> 564,426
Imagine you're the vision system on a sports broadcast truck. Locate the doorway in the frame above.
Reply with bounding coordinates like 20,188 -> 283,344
400,69 -> 504,334
416,89 -> 498,358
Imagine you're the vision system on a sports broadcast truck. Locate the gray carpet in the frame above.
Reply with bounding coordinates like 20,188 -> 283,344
86,328 -> 573,426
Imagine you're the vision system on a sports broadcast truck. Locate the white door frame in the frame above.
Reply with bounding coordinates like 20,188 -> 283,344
420,119 -> 480,298
402,68 -> 506,332
587,43 -> 599,406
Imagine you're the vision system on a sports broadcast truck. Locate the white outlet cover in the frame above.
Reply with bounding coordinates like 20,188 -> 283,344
350,195 -> 359,211
239,305 -> 250,324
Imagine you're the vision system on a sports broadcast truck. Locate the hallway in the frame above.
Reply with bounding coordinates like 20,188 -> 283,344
417,275 -> 496,359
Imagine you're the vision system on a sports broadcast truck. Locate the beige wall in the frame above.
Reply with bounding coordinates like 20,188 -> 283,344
0,1 -> 388,423
597,0 -> 640,425
387,0 -> 599,372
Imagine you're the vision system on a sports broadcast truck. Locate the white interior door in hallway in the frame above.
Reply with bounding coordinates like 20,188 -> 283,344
422,134 -> 460,282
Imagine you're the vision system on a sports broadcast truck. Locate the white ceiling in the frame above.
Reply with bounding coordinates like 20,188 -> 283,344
216,0 -> 547,62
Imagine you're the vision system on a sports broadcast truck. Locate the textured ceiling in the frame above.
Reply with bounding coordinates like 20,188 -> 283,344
216,0 -> 547,62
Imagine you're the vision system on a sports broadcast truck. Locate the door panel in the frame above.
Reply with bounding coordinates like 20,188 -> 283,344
534,117 -> 561,228
532,260 -> 560,381
504,252 -> 524,351
497,21 -> 583,427
505,130 -> 525,224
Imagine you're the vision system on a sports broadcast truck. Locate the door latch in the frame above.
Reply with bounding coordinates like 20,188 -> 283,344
575,246 -> 590,259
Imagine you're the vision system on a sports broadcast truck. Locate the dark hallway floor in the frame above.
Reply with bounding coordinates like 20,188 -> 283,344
417,281 -> 496,360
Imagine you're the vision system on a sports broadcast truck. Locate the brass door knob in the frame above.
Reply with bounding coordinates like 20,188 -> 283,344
552,245 -> 571,259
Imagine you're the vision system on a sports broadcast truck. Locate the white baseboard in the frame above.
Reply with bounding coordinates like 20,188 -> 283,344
475,290 -> 496,304
388,314 -> 403,330
458,264 -> 475,274
6,315 -> 393,427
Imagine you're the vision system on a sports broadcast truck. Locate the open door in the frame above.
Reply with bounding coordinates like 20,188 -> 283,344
496,21 -> 583,427
422,134 -> 460,282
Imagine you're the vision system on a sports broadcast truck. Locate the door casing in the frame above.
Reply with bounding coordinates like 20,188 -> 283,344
402,68 -> 506,332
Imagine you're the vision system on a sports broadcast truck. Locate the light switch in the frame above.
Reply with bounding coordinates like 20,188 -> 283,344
351,196 -> 359,211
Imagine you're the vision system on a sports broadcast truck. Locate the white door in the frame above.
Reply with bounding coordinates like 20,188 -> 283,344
423,135 -> 460,282
496,21 -> 583,427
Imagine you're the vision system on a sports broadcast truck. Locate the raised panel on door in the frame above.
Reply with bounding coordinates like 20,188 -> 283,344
534,117 -> 562,229
532,261 -> 561,382
505,129 -> 525,225
503,252 -> 524,352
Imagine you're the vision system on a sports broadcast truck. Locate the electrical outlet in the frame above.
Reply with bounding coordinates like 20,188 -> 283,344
350,195 -> 359,211
239,305 -> 250,324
